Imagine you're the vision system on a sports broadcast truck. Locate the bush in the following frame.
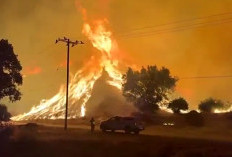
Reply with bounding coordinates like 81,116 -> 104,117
168,98 -> 189,114
185,110 -> 204,127
198,98 -> 224,113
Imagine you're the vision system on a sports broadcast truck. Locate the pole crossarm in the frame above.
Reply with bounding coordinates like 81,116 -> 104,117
55,36 -> 84,130
55,37 -> 84,47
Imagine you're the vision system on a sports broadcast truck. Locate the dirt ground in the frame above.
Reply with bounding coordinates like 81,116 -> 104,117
0,122 -> 232,157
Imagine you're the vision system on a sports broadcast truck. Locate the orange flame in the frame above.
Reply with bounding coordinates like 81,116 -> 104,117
12,5 -> 193,121
12,16 -> 123,121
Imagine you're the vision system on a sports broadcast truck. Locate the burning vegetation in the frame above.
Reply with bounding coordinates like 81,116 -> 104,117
11,4 -> 232,121
12,8 -> 128,121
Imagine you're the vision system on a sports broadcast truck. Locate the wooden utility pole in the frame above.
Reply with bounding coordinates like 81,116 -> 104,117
55,37 -> 84,130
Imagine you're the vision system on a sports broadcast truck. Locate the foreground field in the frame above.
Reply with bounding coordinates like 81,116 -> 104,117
1,123 -> 232,157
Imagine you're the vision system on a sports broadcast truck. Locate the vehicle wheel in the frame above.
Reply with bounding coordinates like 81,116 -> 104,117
134,130 -> 140,134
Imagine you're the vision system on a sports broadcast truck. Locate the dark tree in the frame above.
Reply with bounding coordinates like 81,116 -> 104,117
122,66 -> 177,114
168,97 -> 189,113
198,98 -> 224,113
0,104 -> 11,121
0,39 -> 22,102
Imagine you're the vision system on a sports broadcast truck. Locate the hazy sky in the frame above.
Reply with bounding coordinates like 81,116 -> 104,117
1,0 -> 232,115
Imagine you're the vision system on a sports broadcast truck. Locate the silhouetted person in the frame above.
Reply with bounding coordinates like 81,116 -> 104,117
90,117 -> 95,133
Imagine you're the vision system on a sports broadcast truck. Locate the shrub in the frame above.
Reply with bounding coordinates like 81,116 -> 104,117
198,98 -> 224,113
168,98 -> 189,114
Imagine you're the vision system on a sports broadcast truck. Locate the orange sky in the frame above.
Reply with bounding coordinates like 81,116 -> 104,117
1,0 -> 232,115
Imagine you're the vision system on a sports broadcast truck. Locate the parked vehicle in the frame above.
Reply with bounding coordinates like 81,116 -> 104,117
100,116 -> 144,134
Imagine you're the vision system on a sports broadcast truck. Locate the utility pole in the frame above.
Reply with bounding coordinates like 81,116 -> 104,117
55,37 -> 84,130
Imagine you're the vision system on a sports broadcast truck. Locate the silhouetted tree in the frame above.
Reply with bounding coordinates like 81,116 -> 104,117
185,110 -> 204,127
0,39 -> 22,102
168,97 -> 188,113
0,104 -> 11,121
198,98 -> 224,113
122,66 -> 177,114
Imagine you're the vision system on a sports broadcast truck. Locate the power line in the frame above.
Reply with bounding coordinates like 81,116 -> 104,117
123,19 -> 232,39
116,11 -> 232,35
180,75 -> 232,80
119,17 -> 232,39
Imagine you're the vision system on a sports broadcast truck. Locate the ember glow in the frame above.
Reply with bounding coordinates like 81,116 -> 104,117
214,105 -> 232,113
12,16 -> 123,121
23,66 -> 42,76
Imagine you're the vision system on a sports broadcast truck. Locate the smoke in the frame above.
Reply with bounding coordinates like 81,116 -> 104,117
85,69 -> 136,117
75,0 -> 112,21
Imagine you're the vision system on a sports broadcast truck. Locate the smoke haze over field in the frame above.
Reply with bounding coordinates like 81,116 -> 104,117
0,0 -> 232,115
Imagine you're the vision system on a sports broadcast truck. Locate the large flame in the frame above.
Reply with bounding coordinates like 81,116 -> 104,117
12,18 -> 122,121
15,6 -> 230,121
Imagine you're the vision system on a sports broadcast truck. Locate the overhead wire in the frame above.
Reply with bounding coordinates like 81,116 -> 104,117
180,75 -> 232,80
114,11 -> 232,39
119,17 -> 232,39
117,11 -> 232,34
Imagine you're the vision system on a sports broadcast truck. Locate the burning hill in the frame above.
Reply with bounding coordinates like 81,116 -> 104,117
12,12 -> 133,121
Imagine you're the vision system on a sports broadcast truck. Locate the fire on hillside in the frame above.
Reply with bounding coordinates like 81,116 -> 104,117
12,7 -> 128,121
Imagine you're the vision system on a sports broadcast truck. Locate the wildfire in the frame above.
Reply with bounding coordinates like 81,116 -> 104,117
12,5 -> 195,121
83,21 -> 112,57
12,15 -> 122,121
214,105 -> 232,113
82,20 -> 122,90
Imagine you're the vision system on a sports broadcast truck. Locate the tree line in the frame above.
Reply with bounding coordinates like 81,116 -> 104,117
122,66 -> 230,114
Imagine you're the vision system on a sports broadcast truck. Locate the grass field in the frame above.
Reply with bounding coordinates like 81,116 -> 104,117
1,121 -> 232,157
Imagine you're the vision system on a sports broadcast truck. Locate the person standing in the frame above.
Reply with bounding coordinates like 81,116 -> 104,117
90,117 -> 95,133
